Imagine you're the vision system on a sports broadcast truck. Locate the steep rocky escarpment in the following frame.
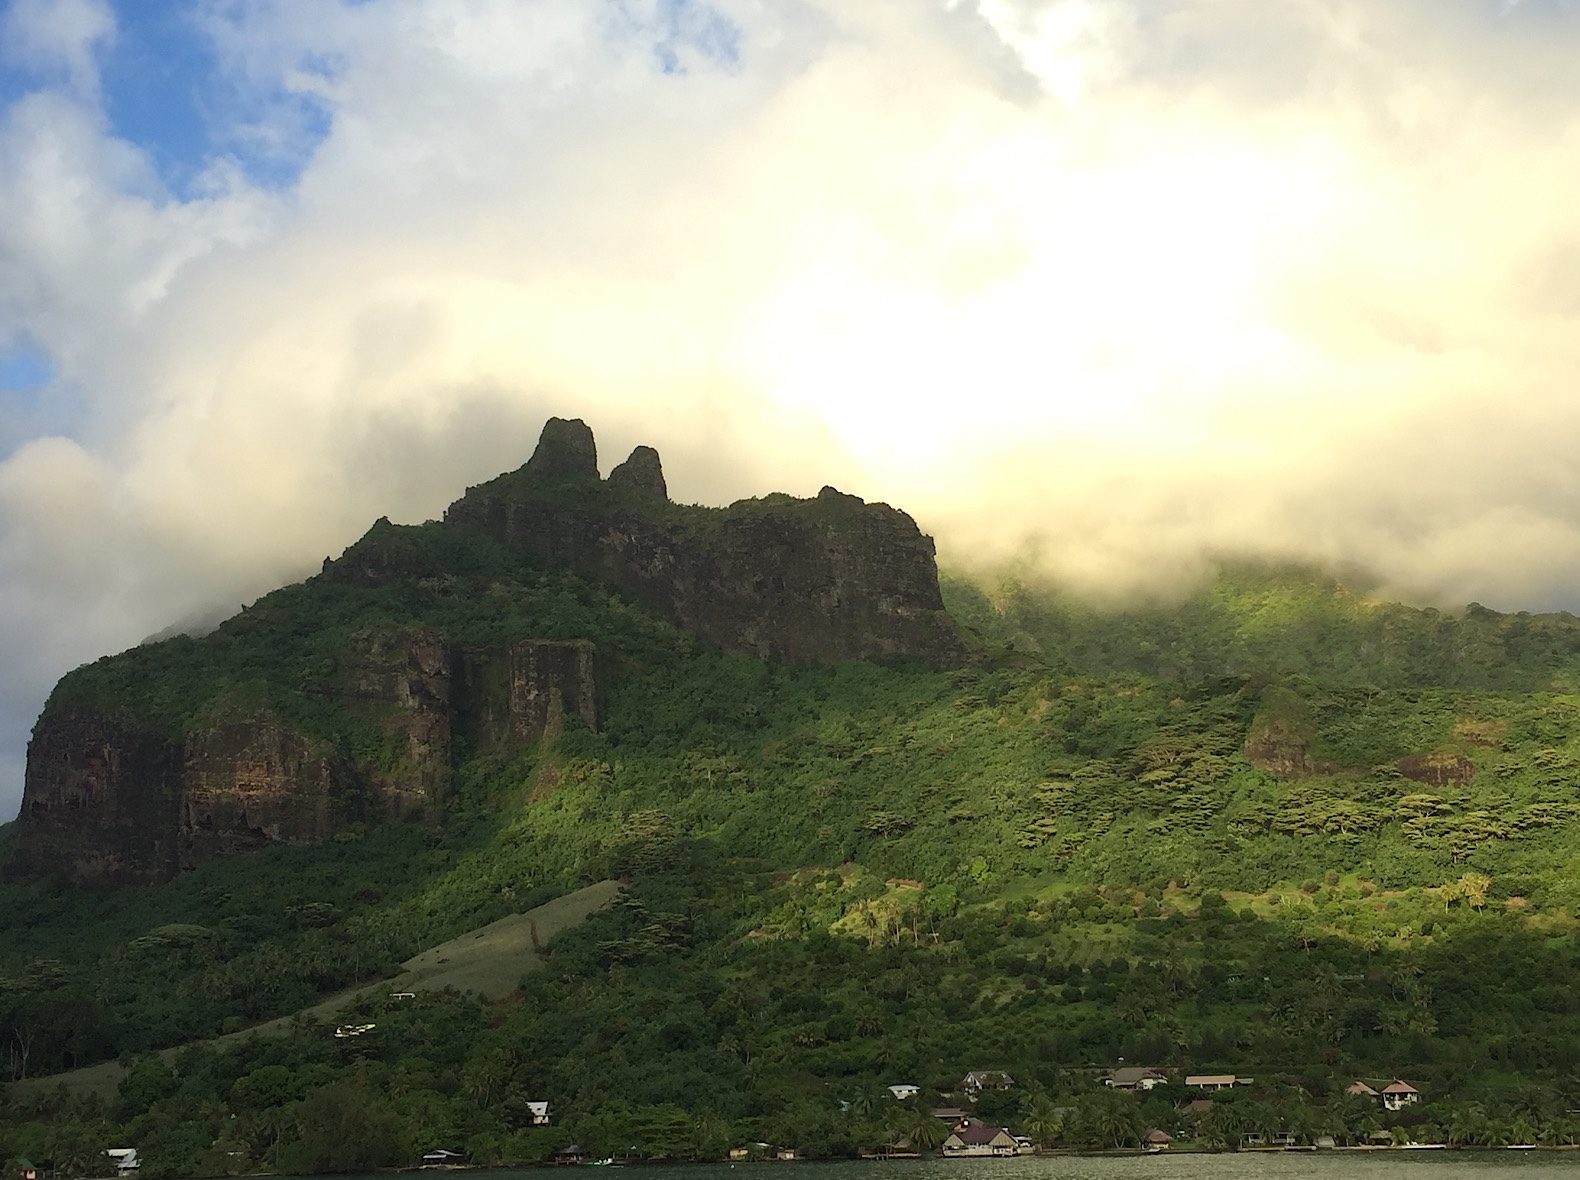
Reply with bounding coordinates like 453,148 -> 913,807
8,706 -> 185,883
441,418 -> 965,665
6,414 -> 956,884
8,632 -> 603,884
181,712 -> 347,867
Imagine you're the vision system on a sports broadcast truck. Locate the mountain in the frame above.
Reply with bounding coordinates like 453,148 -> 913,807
6,419 -> 1580,1172
5,417 -> 962,885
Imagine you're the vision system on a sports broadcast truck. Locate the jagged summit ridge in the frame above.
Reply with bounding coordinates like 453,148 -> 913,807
442,418 -> 964,665
6,415 -> 963,884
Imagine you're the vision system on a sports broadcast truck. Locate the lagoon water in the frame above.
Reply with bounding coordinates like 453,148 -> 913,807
285,1157 -> 1580,1180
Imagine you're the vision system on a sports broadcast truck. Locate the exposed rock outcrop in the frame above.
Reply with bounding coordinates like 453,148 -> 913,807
1397,752 -> 1476,787
9,706 -> 184,884
454,640 -> 602,754
7,632 -> 604,884
1244,685 -> 1336,780
6,413 -> 959,884
608,445 -> 667,500
182,713 -> 344,867
442,418 -> 964,665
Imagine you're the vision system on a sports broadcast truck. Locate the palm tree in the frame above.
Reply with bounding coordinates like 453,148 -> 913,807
1093,1100 -> 1143,1149
900,1110 -> 949,1152
1445,1105 -> 1485,1148
1022,1096 -> 1065,1147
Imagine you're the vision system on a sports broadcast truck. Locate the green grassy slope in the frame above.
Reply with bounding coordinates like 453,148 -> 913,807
9,880 -> 619,1104
7,545 -> 1580,1172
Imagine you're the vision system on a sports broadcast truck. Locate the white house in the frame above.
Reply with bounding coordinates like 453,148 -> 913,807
1186,1074 -> 1250,1091
106,1149 -> 139,1174
527,1101 -> 552,1126
887,1084 -> 920,1101
1382,1081 -> 1420,1111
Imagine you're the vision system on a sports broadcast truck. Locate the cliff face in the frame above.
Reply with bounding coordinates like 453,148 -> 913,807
9,633 -> 602,884
10,706 -> 184,883
7,414 -> 959,884
442,418 -> 965,665
181,713 -> 344,867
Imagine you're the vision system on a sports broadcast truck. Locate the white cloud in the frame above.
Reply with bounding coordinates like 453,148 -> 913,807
2,0 -> 115,95
3,0 -> 1580,816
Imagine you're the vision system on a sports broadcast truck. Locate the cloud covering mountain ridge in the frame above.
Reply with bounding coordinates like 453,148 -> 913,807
2,0 -> 1580,815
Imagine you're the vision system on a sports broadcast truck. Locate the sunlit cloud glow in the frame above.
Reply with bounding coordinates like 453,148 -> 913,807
2,0 -> 1580,814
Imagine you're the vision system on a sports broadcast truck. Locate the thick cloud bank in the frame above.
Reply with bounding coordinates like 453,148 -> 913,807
2,0 -> 1579,815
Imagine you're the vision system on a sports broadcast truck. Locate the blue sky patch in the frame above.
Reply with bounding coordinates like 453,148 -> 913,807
0,2 -> 336,198
0,342 -> 54,392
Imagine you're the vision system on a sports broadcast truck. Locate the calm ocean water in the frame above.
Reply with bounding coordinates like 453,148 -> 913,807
282,1154 -> 1580,1180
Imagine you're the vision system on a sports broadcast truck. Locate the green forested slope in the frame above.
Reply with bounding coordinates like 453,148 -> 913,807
7,547 -> 1580,1172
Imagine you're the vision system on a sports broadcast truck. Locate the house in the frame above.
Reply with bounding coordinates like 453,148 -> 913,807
421,1150 -> 466,1169
931,1106 -> 969,1126
105,1150 -> 139,1175
389,991 -> 416,1000
1182,1099 -> 1214,1116
1104,1066 -> 1169,1091
1143,1129 -> 1172,1152
887,1083 -> 920,1101
774,1149 -> 797,1161
942,1122 -> 1019,1157
960,1070 -> 1015,1097
526,1101 -> 552,1126
728,1149 -> 750,1162
1346,1081 -> 1380,1098
17,1160 -> 40,1180
1186,1074 -> 1249,1091
1382,1081 -> 1420,1111
553,1145 -> 585,1166
334,1022 -> 376,1038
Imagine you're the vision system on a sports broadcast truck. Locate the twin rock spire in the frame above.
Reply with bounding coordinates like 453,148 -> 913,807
521,417 -> 667,501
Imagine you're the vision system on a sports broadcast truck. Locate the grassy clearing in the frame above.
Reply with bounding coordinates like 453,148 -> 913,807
13,881 -> 618,1102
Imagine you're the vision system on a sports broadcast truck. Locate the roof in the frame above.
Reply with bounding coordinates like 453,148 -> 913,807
951,1124 -> 1012,1146
1107,1066 -> 1167,1084
1347,1081 -> 1379,1096
1186,1075 -> 1240,1085
931,1107 -> 969,1120
1382,1081 -> 1419,1094
1184,1099 -> 1214,1113
1144,1129 -> 1173,1144
556,1145 -> 583,1154
527,1102 -> 549,1115
962,1070 -> 1014,1085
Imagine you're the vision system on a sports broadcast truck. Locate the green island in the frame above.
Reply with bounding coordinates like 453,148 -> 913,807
7,426 -> 1580,1176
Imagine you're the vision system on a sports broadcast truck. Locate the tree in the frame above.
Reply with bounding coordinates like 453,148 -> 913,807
1022,1096 -> 1065,1147
276,1082 -> 410,1174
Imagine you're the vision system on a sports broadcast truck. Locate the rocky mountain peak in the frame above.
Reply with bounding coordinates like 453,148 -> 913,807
522,417 -> 598,483
608,445 -> 668,500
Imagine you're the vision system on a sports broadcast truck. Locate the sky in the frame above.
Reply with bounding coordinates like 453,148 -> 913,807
2,0 -> 1580,818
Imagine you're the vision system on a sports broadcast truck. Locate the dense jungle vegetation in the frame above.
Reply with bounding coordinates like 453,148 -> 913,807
8,529 -> 1580,1173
